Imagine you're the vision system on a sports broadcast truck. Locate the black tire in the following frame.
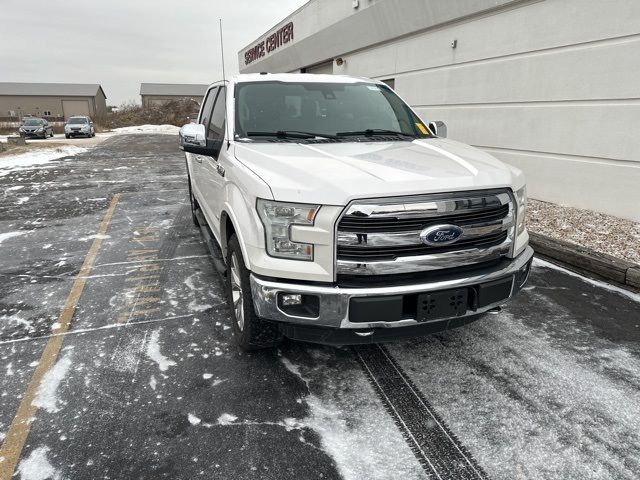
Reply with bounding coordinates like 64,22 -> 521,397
65,134 -> 70,139
226,235 -> 282,351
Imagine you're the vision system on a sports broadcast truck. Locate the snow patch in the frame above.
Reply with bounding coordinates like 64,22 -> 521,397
0,146 -> 87,177
111,124 -> 180,135
217,413 -> 238,425
145,329 -> 176,372
202,373 -> 213,380
188,413 -> 202,426
0,231 -> 27,244
16,446 -> 63,480
279,353 -> 426,480
32,355 -> 72,413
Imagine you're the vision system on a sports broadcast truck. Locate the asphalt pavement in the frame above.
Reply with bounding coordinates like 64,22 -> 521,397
0,135 -> 639,480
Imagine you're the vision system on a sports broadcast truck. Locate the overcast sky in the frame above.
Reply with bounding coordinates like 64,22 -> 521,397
0,0 -> 307,105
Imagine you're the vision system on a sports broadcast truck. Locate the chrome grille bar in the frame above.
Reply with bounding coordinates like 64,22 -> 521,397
336,190 -> 515,276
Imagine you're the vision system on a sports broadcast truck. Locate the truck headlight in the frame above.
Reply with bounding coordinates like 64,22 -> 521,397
257,199 -> 320,261
515,186 -> 527,235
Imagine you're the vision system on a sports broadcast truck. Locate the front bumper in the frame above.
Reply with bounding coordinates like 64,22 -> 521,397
250,246 -> 533,334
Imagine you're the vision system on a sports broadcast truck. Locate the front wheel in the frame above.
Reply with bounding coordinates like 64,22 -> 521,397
226,235 -> 282,351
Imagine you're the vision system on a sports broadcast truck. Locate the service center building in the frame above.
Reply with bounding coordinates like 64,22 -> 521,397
239,0 -> 640,221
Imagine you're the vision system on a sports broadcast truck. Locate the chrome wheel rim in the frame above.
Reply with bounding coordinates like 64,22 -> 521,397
230,252 -> 244,331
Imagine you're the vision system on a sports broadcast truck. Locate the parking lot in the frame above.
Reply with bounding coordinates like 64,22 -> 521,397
1,135 -> 639,480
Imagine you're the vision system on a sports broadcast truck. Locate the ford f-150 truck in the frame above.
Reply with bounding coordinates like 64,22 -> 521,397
179,73 -> 533,350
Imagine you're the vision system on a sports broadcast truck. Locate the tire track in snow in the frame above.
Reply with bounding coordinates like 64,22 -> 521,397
354,344 -> 488,480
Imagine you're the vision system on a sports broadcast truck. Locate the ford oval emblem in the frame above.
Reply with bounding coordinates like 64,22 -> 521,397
420,225 -> 464,246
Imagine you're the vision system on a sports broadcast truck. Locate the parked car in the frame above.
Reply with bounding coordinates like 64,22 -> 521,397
64,116 -> 95,138
179,74 -> 533,350
18,118 -> 54,139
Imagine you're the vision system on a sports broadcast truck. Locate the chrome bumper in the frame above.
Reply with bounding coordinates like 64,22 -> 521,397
250,246 -> 534,330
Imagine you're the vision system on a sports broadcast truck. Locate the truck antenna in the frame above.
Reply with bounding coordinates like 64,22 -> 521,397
219,18 -> 230,148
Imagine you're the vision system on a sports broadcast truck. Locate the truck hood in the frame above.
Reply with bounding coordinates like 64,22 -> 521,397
234,138 -> 525,205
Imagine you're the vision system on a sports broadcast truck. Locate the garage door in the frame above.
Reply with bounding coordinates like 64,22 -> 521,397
62,100 -> 91,118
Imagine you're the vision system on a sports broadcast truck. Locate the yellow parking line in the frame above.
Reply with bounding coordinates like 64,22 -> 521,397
0,194 -> 120,480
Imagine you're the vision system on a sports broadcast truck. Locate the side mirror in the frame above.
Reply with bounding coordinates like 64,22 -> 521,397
179,123 -> 221,156
428,121 -> 447,138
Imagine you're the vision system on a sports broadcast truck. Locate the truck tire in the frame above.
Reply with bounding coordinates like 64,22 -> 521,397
226,235 -> 282,350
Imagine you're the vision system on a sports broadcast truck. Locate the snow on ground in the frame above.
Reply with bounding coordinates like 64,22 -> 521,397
110,124 -> 180,135
388,264 -> 640,480
145,329 -> 177,371
0,231 -> 27,244
280,350 -> 429,480
0,146 -> 87,177
32,354 -> 72,414
534,258 -> 640,302
16,446 -> 63,480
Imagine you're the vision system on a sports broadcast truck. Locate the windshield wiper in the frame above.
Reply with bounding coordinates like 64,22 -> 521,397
245,130 -> 339,140
336,129 -> 417,138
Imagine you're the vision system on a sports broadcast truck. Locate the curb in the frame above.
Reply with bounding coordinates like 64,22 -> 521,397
529,232 -> 640,290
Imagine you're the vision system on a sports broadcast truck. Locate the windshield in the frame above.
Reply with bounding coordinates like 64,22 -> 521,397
24,119 -> 44,126
235,81 -> 431,141
68,117 -> 88,124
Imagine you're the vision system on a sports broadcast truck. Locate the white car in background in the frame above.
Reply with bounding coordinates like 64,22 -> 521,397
64,116 -> 95,138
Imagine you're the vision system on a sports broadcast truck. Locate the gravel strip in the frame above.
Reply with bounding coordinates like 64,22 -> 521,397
526,199 -> 640,264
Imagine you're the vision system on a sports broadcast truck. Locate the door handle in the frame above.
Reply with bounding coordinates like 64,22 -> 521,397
216,163 -> 225,177
195,155 -> 202,163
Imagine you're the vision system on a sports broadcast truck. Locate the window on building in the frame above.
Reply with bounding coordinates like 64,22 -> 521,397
43,111 -> 51,116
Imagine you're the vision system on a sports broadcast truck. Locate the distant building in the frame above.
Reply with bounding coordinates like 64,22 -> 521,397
0,83 -> 107,120
139,83 -> 208,108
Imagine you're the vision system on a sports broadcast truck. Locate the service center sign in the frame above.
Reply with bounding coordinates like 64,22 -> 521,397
244,22 -> 294,65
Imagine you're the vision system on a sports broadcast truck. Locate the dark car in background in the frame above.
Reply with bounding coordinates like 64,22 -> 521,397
18,118 -> 54,139
64,116 -> 95,138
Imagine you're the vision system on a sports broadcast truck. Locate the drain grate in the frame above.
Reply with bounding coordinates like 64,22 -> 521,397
354,344 -> 488,480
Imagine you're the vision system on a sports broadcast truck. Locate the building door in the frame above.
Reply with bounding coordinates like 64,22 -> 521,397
62,100 -> 91,118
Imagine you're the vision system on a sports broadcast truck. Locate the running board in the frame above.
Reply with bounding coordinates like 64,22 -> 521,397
195,209 -> 227,276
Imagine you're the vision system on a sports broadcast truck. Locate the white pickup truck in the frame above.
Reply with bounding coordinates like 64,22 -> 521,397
179,73 -> 533,350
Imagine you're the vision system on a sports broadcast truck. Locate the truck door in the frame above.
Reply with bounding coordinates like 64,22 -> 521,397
190,86 -> 218,218
199,86 -> 227,241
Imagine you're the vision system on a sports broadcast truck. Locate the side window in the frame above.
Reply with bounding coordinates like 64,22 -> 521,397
207,87 -> 226,143
199,87 -> 218,131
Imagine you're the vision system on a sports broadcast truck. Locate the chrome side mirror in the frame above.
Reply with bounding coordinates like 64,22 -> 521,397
179,123 -> 222,157
179,123 -> 206,149
428,121 -> 447,138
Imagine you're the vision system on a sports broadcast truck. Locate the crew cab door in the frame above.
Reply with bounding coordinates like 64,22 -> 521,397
189,86 -> 218,221
198,86 -> 227,239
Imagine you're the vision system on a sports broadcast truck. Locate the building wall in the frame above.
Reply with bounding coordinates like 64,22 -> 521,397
94,90 -> 108,119
239,0 -> 640,221
0,95 -> 104,119
141,95 -> 204,108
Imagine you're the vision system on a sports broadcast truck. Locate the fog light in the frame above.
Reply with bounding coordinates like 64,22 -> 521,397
277,293 -> 320,318
281,294 -> 302,306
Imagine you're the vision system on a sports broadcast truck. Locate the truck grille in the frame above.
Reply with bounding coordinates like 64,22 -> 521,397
335,190 -> 515,276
